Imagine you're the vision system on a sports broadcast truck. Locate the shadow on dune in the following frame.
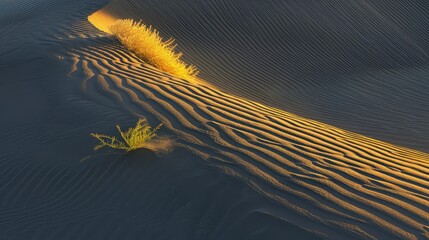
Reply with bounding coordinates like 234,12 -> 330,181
0,143 -> 323,240
93,0 -> 429,152
1,0 -> 428,239
116,148 -> 323,240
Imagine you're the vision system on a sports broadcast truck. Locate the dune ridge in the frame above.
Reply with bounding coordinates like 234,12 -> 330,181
66,9 -> 429,238
1,0 -> 428,239
90,0 -> 429,152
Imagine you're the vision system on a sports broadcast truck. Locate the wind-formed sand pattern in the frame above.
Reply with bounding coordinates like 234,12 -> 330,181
1,0 -> 429,239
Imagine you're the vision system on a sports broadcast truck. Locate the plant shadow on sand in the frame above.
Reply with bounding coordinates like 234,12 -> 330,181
118,147 -> 161,167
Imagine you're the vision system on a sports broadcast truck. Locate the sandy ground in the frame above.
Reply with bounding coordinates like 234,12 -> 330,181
1,0 -> 428,239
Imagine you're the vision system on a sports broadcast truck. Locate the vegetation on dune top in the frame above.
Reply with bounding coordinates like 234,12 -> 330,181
109,19 -> 198,80
91,118 -> 163,152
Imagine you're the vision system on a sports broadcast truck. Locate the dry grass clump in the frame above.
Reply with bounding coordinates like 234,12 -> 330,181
91,119 -> 163,152
109,19 -> 198,80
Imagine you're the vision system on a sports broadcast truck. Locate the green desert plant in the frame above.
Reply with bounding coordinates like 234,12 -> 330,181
91,119 -> 163,152
109,19 -> 198,80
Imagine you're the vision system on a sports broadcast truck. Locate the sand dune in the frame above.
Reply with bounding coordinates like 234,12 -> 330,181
67,28 -> 429,239
91,0 -> 429,152
1,0 -> 428,239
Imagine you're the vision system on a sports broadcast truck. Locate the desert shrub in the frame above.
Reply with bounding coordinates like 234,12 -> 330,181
91,119 -> 163,152
109,19 -> 198,80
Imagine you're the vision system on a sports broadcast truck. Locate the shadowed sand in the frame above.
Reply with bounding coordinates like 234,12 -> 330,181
90,0 -> 429,152
0,0 -> 428,239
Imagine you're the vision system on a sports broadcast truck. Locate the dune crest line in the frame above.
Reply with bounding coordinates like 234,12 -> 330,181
79,3 -> 429,239
86,0 -> 429,152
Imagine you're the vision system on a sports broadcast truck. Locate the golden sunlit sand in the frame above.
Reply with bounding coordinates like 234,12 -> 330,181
1,0 -> 428,239
88,9 -> 117,33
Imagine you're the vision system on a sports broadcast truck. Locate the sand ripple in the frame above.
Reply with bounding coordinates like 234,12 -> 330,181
65,31 -> 429,238
94,0 -> 429,152
1,0 -> 428,239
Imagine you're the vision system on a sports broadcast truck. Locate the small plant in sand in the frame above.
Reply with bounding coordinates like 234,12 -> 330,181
109,19 -> 198,80
91,119 -> 163,152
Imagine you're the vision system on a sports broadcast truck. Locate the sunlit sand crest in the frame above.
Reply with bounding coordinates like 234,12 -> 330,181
88,10 -> 116,33
0,0 -> 427,239
79,5 -> 429,239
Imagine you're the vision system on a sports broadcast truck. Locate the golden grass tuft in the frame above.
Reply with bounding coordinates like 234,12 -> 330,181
109,19 -> 198,80
91,119 -> 163,152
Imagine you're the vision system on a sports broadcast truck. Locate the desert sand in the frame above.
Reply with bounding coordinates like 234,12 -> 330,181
1,0 -> 428,239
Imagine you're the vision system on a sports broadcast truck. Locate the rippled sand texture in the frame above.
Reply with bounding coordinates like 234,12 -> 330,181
96,0 -> 429,152
1,0 -> 429,239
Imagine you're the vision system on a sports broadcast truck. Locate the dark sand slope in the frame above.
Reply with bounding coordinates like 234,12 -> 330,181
96,0 -> 429,152
0,0 -> 429,240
